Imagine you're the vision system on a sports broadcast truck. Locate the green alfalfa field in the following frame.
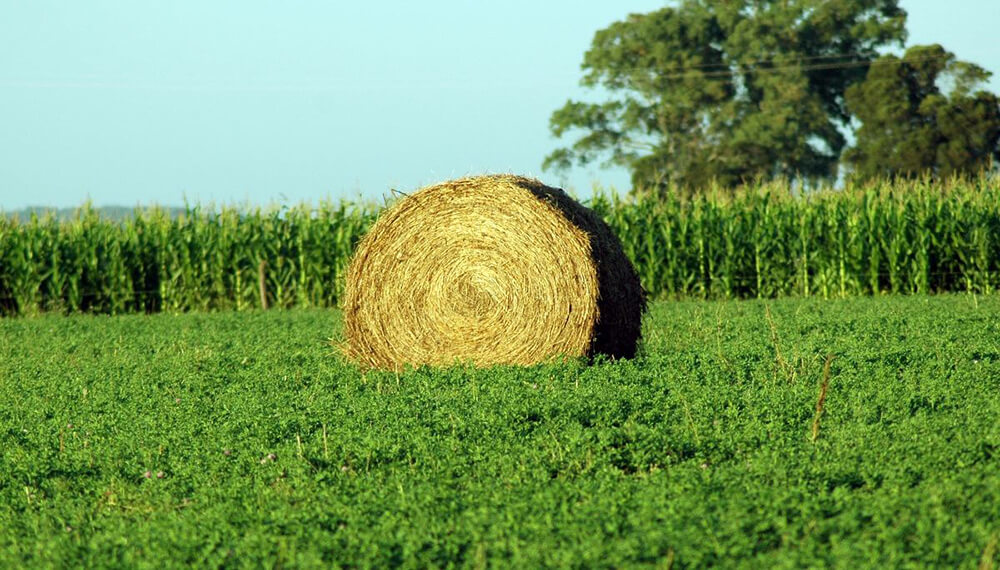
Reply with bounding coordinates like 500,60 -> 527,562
2,295 -> 999,568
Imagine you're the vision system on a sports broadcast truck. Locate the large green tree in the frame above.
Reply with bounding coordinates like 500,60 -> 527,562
544,0 -> 907,194
844,44 -> 1000,180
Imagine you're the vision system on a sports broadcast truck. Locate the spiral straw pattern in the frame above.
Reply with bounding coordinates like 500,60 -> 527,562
342,175 -> 645,370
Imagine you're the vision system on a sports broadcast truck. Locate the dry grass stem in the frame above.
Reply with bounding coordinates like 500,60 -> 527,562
765,304 -> 790,378
981,532 -> 998,570
810,354 -> 834,442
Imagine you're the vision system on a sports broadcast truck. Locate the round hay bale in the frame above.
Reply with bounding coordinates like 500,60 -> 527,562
342,174 -> 645,370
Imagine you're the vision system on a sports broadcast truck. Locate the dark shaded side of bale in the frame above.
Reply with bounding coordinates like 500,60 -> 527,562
515,177 -> 647,359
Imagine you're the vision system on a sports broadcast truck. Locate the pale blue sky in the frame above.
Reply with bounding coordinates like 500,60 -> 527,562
1,1 -> 997,210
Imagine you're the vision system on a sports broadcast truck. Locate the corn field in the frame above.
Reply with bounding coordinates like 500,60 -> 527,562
0,202 -> 370,316
597,175 -> 1000,300
1,177 -> 999,316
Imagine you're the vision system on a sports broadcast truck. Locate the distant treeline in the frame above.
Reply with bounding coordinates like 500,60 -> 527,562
1,176 -> 998,316
4,205 -> 188,223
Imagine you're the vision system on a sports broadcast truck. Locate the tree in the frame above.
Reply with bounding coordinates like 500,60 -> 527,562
843,44 -> 1000,180
544,0 -> 906,194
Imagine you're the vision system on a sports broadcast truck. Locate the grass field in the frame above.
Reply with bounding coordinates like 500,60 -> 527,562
2,295 -> 999,568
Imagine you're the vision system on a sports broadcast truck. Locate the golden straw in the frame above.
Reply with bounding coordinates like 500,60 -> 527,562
342,175 -> 645,370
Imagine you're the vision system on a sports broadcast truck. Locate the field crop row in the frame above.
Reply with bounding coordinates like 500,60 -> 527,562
2,176 -> 999,315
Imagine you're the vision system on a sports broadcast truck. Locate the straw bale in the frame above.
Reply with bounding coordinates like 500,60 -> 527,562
342,174 -> 645,370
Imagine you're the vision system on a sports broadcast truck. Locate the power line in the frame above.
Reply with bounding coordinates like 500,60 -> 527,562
591,50 -> 880,74
591,53 -> 954,82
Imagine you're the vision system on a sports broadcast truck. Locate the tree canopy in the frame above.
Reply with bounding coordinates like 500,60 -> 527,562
844,44 -> 1000,180
545,0 -> 910,193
